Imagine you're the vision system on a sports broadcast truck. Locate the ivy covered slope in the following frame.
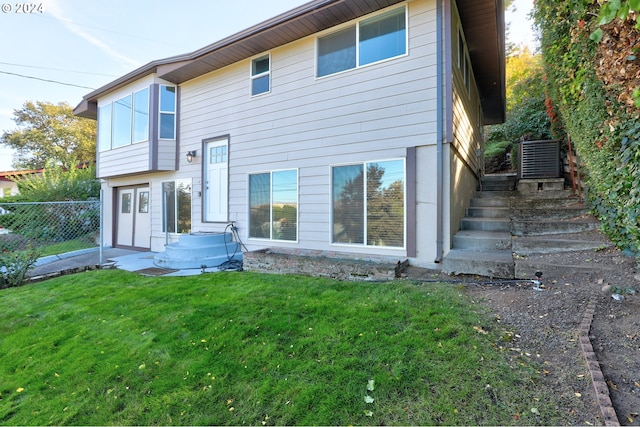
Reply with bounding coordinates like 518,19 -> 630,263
533,0 -> 640,258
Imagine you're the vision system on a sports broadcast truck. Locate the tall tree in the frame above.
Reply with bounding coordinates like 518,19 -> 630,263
0,101 -> 96,170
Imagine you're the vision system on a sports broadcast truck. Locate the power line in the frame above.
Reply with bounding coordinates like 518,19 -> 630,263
0,61 -> 118,77
35,13 -> 180,49
0,70 -> 95,90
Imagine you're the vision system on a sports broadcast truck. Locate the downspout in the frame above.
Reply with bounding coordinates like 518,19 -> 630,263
434,0 -> 444,263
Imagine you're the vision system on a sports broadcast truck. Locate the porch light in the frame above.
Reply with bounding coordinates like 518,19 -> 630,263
186,150 -> 197,163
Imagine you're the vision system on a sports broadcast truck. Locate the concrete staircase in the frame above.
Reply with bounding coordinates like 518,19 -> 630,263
154,231 -> 242,270
442,175 -> 605,279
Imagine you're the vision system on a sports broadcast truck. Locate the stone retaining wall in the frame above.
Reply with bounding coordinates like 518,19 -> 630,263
243,248 -> 400,281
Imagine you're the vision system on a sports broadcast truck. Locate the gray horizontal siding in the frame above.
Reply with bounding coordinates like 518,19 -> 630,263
178,0 -> 437,255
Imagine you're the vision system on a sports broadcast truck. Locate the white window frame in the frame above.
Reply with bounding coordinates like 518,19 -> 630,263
159,85 -> 177,140
250,53 -> 271,96
97,87 -> 150,151
248,168 -> 299,242
132,87 -> 150,144
457,26 -> 471,95
315,4 -> 408,79
161,178 -> 192,234
330,158 -> 406,249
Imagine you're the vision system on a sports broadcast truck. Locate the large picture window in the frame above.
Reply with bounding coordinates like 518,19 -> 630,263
317,6 -> 406,77
249,169 -> 298,241
98,87 -> 151,151
162,179 -> 191,234
112,94 -> 132,148
332,159 -> 405,247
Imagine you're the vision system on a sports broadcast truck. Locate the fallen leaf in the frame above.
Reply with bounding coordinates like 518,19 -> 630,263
364,410 -> 373,417
474,326 -> 488,335
138,363 -> 146,370
367,379 -> 375,391
364,395 -> 374,403
531,407 -> 540,415
575,392 -> 582,397
16,388 -> 24,393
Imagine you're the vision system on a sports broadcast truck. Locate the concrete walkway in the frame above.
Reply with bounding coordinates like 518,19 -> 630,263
28,247 -> 210,278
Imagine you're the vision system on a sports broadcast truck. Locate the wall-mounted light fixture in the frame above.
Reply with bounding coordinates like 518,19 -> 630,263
186,150 -> 197,163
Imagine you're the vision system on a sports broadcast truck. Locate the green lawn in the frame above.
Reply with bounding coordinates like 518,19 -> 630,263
39,238 -> 96,257
0,270 -> 559,425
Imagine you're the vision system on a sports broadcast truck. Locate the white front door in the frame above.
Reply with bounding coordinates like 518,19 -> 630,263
203,137 -> 229,222
116,186 -> 151,249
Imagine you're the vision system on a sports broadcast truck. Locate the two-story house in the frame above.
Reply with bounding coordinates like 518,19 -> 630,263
74,0 -> 504,267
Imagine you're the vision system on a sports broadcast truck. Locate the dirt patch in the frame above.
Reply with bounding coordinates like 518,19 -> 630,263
406,245 -> 639,426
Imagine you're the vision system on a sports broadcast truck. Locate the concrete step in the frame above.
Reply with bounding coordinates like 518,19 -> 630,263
153,232 -> 243,269
461,217 -> 511,232
474,189 -> 575,199
518,178 -> 565,192
512,235 -> 612,255
442,249 -> 514,279
466,206 -> 587,220
470,197 -> 511,208
453,230 -> 512,250
481,174 -> 517,191
467,206 -> 511,218
460,218 -> 511,232
511,207 -> 591,221
474,190 -> 518,198
470,195 -> 582,209
511,218 -> 601,236
514,258 -> 618,279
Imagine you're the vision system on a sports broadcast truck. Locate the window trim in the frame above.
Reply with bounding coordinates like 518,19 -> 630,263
97,85 -> 165,152
248,168 -> 299,243
161,178 -> 192,234
457,26 -> 472,95
132,87 -> 150,144
158,85 -> 177,140
330,158 -> 406,249
250,53 -> 271,96
315,4 -> 408,79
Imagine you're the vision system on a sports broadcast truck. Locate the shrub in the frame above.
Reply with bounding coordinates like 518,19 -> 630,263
0,238 -> 41,288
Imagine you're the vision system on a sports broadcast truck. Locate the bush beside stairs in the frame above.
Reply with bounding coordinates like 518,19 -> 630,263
442,174 -> 606,279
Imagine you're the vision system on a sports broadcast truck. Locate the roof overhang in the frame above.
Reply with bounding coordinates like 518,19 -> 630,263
75,0 -> 505,124
457,0 -> 506,124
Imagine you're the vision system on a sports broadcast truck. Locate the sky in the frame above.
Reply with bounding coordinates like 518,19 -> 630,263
0,0 -> 537,172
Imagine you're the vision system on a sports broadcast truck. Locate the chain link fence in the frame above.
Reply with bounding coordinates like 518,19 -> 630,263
0,201 -> 101,256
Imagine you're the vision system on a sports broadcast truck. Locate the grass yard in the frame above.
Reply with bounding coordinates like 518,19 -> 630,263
1,270 -> 560,425
39,237 -> 96,257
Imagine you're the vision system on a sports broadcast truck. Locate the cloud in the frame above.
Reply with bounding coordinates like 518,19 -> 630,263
46,0 -> 140,69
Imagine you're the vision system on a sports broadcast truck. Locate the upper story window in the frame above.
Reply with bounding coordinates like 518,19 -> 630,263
251,54 -> 270,96
458,28 -> 471,94
99,88 -> 149,151
159,85 -> 176,139
317,6 -> 406,78
98,84 -> 176,152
